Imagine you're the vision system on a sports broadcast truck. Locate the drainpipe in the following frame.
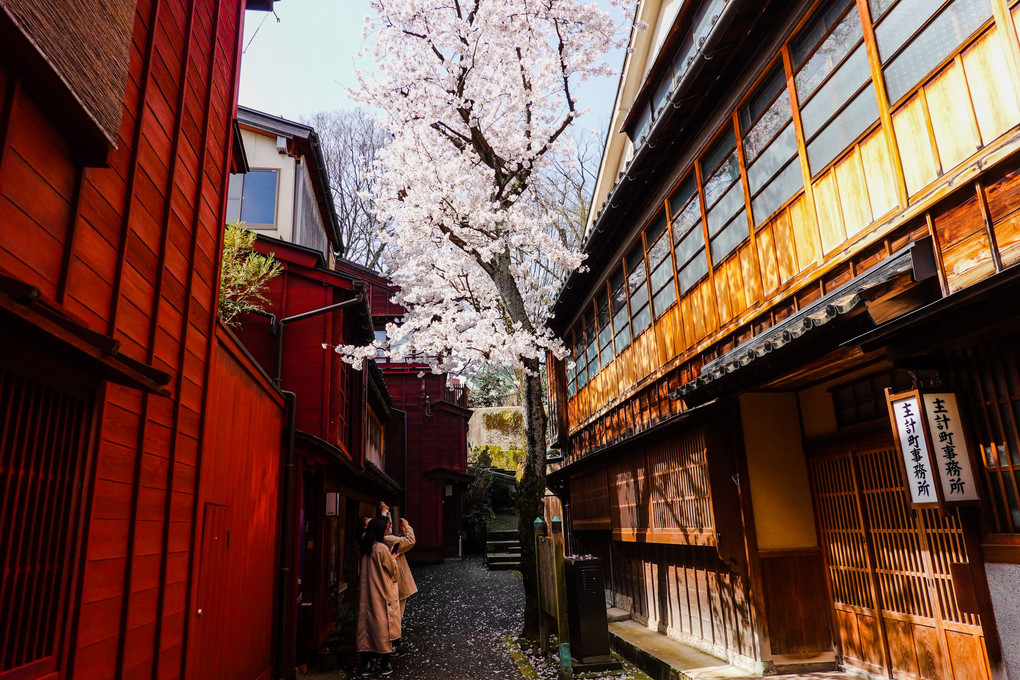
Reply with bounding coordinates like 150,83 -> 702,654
271,282 -> 366,386
277,390 -> 298,680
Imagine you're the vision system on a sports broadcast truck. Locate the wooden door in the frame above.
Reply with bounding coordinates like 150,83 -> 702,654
188,503 -> 232,680
809,441 -> 990,680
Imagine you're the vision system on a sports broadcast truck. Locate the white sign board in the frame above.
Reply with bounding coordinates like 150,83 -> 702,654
922,393 -> 980,502
890,393 -> 938,504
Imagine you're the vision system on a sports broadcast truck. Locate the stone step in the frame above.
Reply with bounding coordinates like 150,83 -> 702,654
486,529 -> 518,541
486,559 -> 521,570
486,540 -> 521,553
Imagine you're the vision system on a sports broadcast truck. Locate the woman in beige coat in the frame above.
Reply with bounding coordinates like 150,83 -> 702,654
383,517 -> 417,655
356,517 -> 400,677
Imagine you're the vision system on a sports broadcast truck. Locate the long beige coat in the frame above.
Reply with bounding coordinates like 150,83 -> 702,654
383,523 -> 417,604
356,542 -> 400,653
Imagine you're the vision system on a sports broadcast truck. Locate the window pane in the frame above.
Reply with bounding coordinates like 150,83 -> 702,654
703,129 -> 737,179
743,89 -> 792,163
792,0 -> 855,66
675,225 -> 705,265
874,0 -> 941,62
646,212 -> 668,245
807,86 -> 879,173
795,7 -> 863,100
741,65 -> 787,131
632,305 -> 652,335
707,181 -> 745,236
615,325 -> 632,352
672,193 -> 702,239
239,169 -> 278,225
598,324 -> 613,350
799,45 -> 871,139
752,159 -> 804,226
653,285 -> 677,319
227,174 -> 243,223
600,344 -> 615,367
679,255 -> 709,293
627,250 -> 647,293
709,209 -> 748,263
650,257 -> 675,294
630,285 -> 649,314
747,123 -> 798,194
869,0 -> 896,20
648,233 -> 672,269
633,104 -> 653,143
882,0 -> 992,103
669,175 -> 697,217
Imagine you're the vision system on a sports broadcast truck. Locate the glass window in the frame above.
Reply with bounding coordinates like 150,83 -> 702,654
597,294 -> 615,367
626,243 -> 651,336
610,268 -> 631,353
633,104 -> 653,145
741,63 -> 803,226
799,45 -> 872,139
645,213 -> 676,318
585,316 -> 598,376
793,2 -> 879,176
710,209 -> 748,264
701,127 -> 747,261
228,169 -> 279,227
574,324 -> 589,389
880,0 -> 992,103
806,86 -> 880,172
671,175 -> 708,294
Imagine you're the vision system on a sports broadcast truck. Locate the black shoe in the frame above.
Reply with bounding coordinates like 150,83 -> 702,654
378,656 -> 393,676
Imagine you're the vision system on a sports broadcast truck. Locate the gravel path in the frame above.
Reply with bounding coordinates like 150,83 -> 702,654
382,556 -> 524,679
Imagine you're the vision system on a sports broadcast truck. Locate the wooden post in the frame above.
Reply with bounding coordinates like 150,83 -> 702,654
551,516 -> 572,680
534,517 -> 549,656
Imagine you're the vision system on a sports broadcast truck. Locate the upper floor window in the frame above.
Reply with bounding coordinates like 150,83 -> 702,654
597,293 -> 615,368
792,0 -> 879,175
645,212 -> 676,318
669,175 -> 708,294
625,243 -> 652,337
701,127 -> 748,263
741,64 -> 803,226
573,324 -> 589,390
584,315 -> 599,381
227,169 -> 279,227
610,268 -> 632,353
873,0 -> 992,104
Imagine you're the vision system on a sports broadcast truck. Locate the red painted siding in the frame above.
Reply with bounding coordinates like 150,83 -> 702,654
0,2 -> 286,679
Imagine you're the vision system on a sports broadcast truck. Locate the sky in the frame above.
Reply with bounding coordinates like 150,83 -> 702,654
236,0 -> 629,140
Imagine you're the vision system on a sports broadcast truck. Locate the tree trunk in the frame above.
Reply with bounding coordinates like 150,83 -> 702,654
516,354 -> 547,639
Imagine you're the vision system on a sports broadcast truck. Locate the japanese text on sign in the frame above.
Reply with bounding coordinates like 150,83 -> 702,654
891,394 -> 937,504
922,393 -> 979,502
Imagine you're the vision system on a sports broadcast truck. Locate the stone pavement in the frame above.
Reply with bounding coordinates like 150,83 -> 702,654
312,556 -> 525,680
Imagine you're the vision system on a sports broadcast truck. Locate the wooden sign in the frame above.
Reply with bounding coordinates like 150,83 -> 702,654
887,389 -> 940,507
921,393 -> 980,503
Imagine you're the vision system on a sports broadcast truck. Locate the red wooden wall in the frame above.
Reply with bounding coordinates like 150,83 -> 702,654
0,1 -> 287,679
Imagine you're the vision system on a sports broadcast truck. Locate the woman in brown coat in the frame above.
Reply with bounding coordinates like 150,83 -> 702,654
356,517 -> 400,677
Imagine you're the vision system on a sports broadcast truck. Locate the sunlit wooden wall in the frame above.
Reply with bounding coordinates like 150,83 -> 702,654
563,0 -> 1020,435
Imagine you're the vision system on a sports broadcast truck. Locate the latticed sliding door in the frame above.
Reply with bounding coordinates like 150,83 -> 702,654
810,441 -> 990,680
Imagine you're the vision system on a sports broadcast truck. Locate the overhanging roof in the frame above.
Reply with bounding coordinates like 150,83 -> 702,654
674,238 -> 937,406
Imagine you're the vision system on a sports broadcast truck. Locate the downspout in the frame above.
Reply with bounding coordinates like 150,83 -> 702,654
271,282 -> 366,385
277,390 -> 298,680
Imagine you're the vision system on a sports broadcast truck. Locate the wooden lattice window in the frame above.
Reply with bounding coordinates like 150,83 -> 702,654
607,428 -> 716,545
570,468 -> 611,530
952,340 -> 1020,534
1,365 -> 93,676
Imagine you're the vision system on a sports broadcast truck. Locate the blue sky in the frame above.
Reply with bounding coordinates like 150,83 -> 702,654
237,1 -> 628,139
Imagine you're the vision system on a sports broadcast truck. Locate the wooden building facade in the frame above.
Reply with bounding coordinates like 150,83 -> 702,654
547,0 -> 1020,677
237,235 -> 401,669
333,259 -> 474,565
0,3 -> 289,680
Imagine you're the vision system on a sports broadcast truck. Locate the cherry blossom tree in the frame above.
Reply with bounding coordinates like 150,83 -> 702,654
347,0 -> 632,636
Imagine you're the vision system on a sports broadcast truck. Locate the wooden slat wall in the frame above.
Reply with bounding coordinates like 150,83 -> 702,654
0,0 -> 260,678
609,540 -> 757,663
565,6 -> 1020,444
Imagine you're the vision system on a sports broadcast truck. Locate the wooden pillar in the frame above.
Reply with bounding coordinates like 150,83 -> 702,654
534,517 -> 549,657
551,516 -> 572,680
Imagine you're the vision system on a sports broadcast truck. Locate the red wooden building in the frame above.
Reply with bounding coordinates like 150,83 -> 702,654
333,259 -> 473,564
237,235 -> 402,668
0,3 -> 289,680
